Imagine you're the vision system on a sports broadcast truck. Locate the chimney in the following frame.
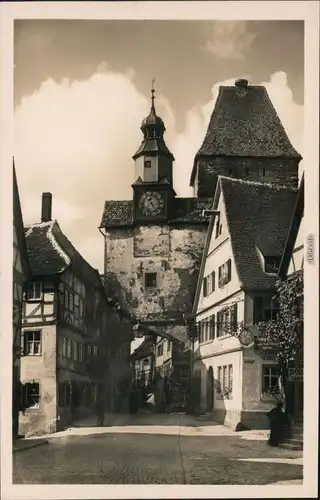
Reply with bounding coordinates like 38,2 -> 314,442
41,192 -> 52,222
235,78 -> 249,87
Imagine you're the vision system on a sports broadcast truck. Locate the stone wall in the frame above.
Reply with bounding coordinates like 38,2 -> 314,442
19,325 -> 57,437
195,157 -> 299,198
105,224 -> 207,321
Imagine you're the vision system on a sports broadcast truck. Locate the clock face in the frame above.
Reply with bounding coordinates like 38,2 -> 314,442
139,191 -> 164,216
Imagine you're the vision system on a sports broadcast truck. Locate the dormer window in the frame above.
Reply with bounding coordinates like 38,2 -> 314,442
144,160 -> 151,168
264,256 -> 281,274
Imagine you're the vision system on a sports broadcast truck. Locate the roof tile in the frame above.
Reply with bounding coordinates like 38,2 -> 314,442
220,177 -> 298,290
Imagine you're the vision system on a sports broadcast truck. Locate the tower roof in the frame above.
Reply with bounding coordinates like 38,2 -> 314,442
190,79 -> 301,185
133,80 -> 174,160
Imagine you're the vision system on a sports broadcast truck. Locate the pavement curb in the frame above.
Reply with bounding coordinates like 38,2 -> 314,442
13,440 -> 49,453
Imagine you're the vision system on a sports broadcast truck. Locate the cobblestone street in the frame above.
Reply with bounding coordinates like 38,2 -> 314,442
13,413 -> 303,485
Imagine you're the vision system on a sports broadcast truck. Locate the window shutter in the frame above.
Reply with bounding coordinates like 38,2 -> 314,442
20,330 -> 25,356
211,271 -> 215,292
227,259 -> 232,282
230,303 -> 238,331
218,266 -> 222,287
212,314 -> 215,339
203,277 -> 207,297
217,311 -> 221,337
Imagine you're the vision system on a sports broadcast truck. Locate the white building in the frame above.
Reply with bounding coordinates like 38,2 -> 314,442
192,176 -> 298,430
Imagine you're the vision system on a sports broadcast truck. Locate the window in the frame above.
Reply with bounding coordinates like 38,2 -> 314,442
26,282 -> 42,301
157,343 -> 163,357
203,277 -> 208,297
218,260 -> 232,287
24,382 -> 40,409
145,272 -> 157,289
24,331 -> 41,355
245,167 -> 250,176
144,160 -> 152,168
230,303 -> 238,332
88,345 -> 92,356
79,344 -> 84,363
67,339 -> 72,359
263,308 -> 279,322
209,315 -> 215,340
167,340 -> 171,352
217,308 -> 229,337
211,271 -> 215,293
73,341 -> 78,361
93,345 -> 98,357
262,167 -> 266,177
216,364 -> 233,399
262,366 -> 280,396
62,337 -> 67,357
228,365 -> 233,393
264,256 -> 281,274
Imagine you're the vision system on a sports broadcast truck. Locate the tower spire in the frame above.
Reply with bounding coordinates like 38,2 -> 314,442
151,78 -> 155,112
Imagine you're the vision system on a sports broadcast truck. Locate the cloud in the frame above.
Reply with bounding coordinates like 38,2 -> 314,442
14,68 -> 303,273
204,21 -> 256,60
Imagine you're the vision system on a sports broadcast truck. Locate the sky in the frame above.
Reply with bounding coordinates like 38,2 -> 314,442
14,20 -> 304,275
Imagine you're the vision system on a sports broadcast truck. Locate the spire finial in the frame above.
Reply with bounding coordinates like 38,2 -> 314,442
151,78 -> 155,111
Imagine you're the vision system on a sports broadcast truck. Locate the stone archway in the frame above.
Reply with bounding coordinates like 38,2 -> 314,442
206,366 -> 214,412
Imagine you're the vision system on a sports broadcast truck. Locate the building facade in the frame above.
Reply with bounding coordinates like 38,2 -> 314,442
19,193 -> 132,436
99,88 -> 211,407
12,162 -> 31,439
192,177 -> 298,429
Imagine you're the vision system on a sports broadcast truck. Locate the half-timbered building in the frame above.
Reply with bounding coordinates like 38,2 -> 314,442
13,161 -> 31,439
19,193 -> 133,436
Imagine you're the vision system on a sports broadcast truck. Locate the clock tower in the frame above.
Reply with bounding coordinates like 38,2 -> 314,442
132,83 -> 176,223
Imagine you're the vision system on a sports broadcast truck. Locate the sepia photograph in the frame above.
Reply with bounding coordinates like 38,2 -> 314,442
0,1 -> 319,499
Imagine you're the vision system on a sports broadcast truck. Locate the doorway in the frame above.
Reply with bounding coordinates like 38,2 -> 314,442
206,366 -> 214,412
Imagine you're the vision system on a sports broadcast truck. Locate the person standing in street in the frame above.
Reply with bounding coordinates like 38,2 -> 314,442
267,401 -> 286,446
96,394 -> 105,427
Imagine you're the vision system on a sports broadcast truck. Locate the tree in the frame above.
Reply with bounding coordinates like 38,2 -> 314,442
257,273 -> 303,410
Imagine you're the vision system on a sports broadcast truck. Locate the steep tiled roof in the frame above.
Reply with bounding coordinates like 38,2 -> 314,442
190,83 -> 301,185
25,222 -> 69,276
13,161 -> 31,278
25,220 -> 101,286
100,197 -> 212,228
169,197 -> 212,224
100,200 -> 133,228
220,177 -> 298,290
133,138 -> 174,160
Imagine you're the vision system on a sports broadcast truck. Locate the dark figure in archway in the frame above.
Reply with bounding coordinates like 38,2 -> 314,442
267,402 -> 286,446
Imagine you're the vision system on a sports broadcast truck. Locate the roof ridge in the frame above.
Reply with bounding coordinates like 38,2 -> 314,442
47,221 -> 71,267
219,175 -> 296,192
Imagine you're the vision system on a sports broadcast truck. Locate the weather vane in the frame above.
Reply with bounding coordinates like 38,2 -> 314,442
151,78 -> 155,107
